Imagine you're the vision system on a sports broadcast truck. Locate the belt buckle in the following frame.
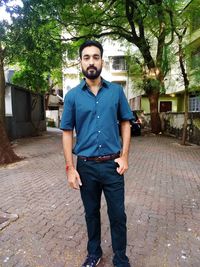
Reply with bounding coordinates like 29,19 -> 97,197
95,156 -> 102,162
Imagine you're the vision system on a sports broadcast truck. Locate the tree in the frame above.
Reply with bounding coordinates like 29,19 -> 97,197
171,0 -> 200,145
17,0 -> 177,133
9,0 -> 190,135
0,5 -> 21,164
7,1 -> 64,93
0,0 -> 63,164
63,0 -> 177,133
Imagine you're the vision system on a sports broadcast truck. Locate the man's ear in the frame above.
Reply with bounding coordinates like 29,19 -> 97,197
79,58 -> 82,67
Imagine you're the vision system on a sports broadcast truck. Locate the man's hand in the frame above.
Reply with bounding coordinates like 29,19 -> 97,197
66,167 -> 82,190
114,156 -> 128,175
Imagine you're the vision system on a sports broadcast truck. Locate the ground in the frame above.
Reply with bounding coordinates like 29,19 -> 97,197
0,128 -> 200,267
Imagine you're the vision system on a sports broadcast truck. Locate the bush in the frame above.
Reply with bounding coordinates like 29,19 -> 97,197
47,119 -> 56,127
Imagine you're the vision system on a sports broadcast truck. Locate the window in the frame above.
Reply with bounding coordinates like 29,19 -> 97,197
111,56 -> 127,71
160,101 -> 172,112
189,96 -> 200,112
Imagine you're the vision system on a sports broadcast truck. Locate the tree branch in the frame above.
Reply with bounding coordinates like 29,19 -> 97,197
156,1 -> 166,68
125,0 -> 140,43
164,8 -> 175,46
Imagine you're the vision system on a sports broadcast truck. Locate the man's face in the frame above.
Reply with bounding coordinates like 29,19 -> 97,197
80,46 -> 103,80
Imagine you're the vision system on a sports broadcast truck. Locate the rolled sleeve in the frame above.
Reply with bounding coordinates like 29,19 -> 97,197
118,87 -> 133,121
60,91 -> 75,130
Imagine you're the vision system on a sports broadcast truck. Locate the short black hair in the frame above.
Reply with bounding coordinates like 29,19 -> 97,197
79,40 -> 103,59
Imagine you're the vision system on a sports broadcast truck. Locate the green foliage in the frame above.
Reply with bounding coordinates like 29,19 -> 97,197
2,0 -> 198,98
143,78 -> 161,94
47,118 -> 56,127
11,64 -> 63,92
1,0 -> 198,136
1,0 -> 64,93
193,118 -> 200,130
125,51 -> 144,93
3,0 -> 186,96
11,66 -> 49,92
189,70 -> 200,92
0,21 -> 7,41
50,68 -> 63,89
173,0 -> 200,94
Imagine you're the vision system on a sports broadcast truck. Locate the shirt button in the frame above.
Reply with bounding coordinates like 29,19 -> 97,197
98,130 -> 101,133
99,145 -> 102,148
96,101 -> 99,104
97,116 -> 100,119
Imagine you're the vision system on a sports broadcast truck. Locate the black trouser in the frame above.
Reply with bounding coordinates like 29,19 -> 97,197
77,158 -> 130,267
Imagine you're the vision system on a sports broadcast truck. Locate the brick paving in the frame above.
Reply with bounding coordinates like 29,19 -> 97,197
0,128 -> 200,267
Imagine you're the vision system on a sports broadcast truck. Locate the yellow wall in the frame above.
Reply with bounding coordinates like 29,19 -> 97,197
141,95 -> 182,113
141,97 -> 150,113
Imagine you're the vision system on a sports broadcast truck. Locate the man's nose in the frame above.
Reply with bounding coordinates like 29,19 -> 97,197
89,57 -> 95,65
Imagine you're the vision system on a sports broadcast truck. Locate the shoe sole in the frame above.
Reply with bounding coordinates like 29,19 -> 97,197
96,257 -> 101,266
83,257 -> 101,267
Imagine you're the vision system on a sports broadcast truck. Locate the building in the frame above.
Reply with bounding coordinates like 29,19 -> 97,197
5,84 -> 46,139
186,0 -> 200,112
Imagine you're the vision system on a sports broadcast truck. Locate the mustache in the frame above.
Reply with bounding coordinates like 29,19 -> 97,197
87,66 -> 97,71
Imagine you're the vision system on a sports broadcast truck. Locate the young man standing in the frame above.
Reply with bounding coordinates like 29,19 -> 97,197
61,40 -> 132,267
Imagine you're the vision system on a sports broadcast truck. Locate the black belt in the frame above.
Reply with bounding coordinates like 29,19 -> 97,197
78,153 -> 120,162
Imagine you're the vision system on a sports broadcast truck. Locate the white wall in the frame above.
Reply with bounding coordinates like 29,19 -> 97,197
5,86 -> 13,116
46,110 -> 60,128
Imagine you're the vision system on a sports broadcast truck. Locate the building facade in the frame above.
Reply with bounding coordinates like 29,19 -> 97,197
187,0 -> 200,112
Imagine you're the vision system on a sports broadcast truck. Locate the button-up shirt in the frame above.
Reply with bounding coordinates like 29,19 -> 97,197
60,78 -> 133,157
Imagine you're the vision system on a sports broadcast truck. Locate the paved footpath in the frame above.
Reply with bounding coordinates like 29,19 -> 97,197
0,128 -> 200,267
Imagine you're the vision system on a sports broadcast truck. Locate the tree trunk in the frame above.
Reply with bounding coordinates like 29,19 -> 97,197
148,92 -> 161,134
0,46 -> 21,165
0,46 -> 5,125
0,121 -> 21,164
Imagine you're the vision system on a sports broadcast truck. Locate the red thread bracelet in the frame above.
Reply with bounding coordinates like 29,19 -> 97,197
66,165 -> 73,172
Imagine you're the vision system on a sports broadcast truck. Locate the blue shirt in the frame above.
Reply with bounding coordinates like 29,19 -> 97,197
60,78 -> 133,157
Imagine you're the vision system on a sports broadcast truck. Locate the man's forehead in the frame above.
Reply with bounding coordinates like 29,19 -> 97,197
82,46 -> 101,56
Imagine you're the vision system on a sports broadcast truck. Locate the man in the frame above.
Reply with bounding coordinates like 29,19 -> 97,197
61,40 -> 133,267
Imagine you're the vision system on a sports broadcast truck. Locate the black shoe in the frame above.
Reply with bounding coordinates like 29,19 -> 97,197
81,255 -> 101,267
114,264 -> 131,267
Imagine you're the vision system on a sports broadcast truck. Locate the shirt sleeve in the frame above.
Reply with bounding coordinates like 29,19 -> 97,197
118,86 -> 133,121
60,91 -> 75,130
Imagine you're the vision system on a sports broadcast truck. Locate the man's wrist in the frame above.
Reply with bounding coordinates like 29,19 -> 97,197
65,164 -> 74,172
120,152 -> 129,159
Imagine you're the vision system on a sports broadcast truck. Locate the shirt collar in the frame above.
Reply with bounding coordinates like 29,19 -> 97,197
80,77 -> 109,90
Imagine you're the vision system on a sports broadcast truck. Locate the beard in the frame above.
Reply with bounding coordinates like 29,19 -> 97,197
82,66 -> 102,80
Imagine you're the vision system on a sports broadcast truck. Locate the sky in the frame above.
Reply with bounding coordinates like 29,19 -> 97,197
0,5 -> 10,21
0,0 -> 22,22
